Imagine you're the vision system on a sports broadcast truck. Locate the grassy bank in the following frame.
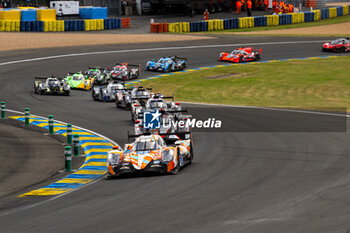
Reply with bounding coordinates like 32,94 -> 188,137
198,14 -> 350,34
141,56 -> 350,112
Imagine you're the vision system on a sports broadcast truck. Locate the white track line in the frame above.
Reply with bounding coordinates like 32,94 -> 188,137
0,109 -> 118,217
180,102 -> 349,118
0,40 -> 327,66
6,109 -> 119,146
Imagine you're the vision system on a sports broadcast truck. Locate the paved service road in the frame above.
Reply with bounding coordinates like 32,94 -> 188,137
0,36 -> 350,233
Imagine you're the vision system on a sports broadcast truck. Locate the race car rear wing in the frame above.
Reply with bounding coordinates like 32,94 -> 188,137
251,48 -> 262,53
87,66 -> 106,70
127,130 -> 192,141
127,64 -> 140,69
35,77 -> 50,80
172,56 -> 187,62
131,97 -> 151,101
136,109 -> 189,118
35,76 -> 63,81
67,72 -> 80,75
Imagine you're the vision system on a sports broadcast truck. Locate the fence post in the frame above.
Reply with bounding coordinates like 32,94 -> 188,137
1,102 -> 5,119
67,123 -> 72,144
48,115 -> 54,134
73,134 -> 79,156
25,108 -> 30,126
65,146 -> 72,172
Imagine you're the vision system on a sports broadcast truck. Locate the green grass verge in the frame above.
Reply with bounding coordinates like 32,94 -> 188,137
141,56 -> 350,112
194,14 -> 350,34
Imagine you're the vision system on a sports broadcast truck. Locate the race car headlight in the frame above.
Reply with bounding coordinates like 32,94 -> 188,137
107,153 -> 120,165
162,150 -> 174,162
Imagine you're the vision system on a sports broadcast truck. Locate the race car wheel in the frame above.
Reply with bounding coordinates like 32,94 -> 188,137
170,148 -> 181,175
255,53 -> 261,61
340,47 -> 346,53
189,141 -> 194,164
106,173 -> 113,180
239,56 -> 243,63
65,91 -> 70,96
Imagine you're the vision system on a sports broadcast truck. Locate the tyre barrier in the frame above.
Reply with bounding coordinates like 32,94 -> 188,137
321,9 -> 329,19
329,7 -> 337,18
344,5 -> 350,16
278,14 -> 292,25
303,11 -> 315,22
311,10 -> 321,21
254,16 -> 267,27
288,13 -> 304,24
153,4 -> 349,33
0,18 -> 127,32
266,15 -> 279,26
337,6 -> 343,17
238,17 -> 254,28
189,21 -> 209,32
121,18 -> 130,28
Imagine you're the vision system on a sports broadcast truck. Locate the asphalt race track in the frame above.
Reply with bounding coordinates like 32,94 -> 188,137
1,35 -> 350,233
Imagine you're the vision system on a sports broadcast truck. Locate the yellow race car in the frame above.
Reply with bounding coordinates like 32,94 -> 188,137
64,72 -> 94,90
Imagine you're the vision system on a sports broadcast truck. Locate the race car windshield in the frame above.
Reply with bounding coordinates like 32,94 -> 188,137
73,76 -> 83,81
47,79 -> 59,85
158,59 -> 170,64
135,91 -> 148,97
110,85 -> 122,91
232,50 -> 248,55
114,67 -> 126,71
331,39 -> 343,45
150,101 -> 166,108
134,141 -> 159,151
88,71 -> 99,76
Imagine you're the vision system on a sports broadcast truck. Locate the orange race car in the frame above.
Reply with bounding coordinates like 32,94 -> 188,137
106,132 -> 193,178
219,47 -> 262,63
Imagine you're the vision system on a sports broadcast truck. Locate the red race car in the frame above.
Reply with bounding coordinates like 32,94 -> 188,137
322,38 -> 350,53
219,47 -> 262,63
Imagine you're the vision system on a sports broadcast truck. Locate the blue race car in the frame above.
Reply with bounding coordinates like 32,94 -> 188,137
145,56 -> 187,73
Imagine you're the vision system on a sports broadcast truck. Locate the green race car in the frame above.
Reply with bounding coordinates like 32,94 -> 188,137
64,72 -> 95,91
85,67 -> 111,85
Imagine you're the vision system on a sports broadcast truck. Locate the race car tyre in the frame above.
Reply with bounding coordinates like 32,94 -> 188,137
239,56 -> 243,63
106,173 -> 113,180
189,141 -> 194,164
340,47 -> 346,53
65,91 -> 70,96
255,53 -> 261,61
170,148 -> 181,175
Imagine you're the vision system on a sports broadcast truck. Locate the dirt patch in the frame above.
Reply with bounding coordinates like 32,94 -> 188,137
0,33 -> 213,52
233,21 -> 350,35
